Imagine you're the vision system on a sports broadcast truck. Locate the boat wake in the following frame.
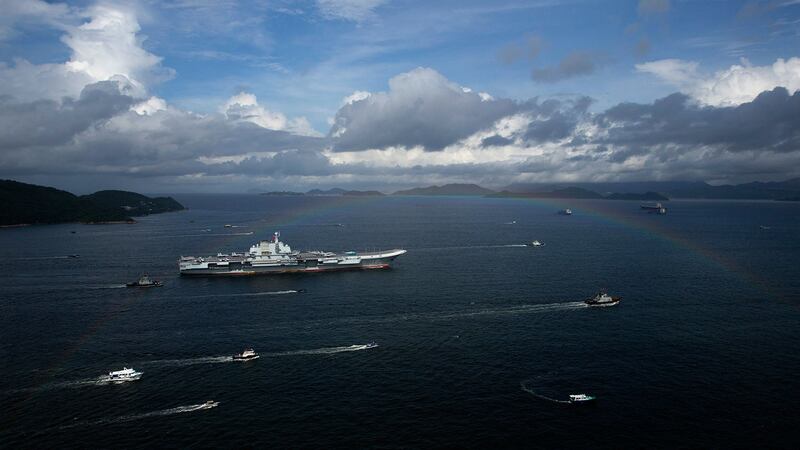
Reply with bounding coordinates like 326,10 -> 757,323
413,244 -> 532,252
520,380 -> 571,404
159,232 -> 254,238
140,356 -> 234,368
5,375 -> 125,394
169,290 -> 303,300
264,343 -> 378,357
58,402 -> 218,430
89,284 -> 127,289
326,302 -> 588,327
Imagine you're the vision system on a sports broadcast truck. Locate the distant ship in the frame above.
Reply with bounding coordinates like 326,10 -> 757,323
558,209 -> 572,215
126,274 -> 162,288
641,202 -> 663,210
569,394 -> 596,403
585,291 -> 621,307
107,367 -> 142,383
233,348 -> 259,361
179,232 -> 407,277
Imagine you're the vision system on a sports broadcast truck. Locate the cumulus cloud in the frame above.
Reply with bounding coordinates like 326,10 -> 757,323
316,0 -> 385,22
222,92 -> 321,137
329,67 -> 519,151
636,57 -> 800,106
531,51 -> 607,83
0,3 -> 170,101
594,87 -> 800,155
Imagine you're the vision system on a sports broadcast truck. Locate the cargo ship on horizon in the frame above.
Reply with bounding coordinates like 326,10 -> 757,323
179,232 -> 406,276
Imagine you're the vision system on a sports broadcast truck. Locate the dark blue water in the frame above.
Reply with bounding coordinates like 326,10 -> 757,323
2,195 -> 799,448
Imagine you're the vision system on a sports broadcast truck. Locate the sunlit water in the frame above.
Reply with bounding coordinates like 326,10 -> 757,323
1,195 -> 799,447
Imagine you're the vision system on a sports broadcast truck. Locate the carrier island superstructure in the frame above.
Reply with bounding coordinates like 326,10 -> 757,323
179,232 -> 407,276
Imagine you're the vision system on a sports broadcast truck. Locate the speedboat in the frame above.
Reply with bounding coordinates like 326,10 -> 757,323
585,291 -> 621,307
569,394 -> 596,403
232,348 -> 259,361
558,209 -> 572,215
224,224 -> 233,228
67,254 -> 80,258
364,342 -> 379,349
126,275 -> 162,288
107,367 -> 142,383
530,240 -> 544,247
201,400 -> 219,409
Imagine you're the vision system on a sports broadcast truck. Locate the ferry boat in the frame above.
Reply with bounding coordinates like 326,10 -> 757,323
107,367 -> 142,383
569,394 -> 596,403
585,291 -> 621,307
126,274 -> 162,288
233,348 -> 259,361
179,232 -> 406,277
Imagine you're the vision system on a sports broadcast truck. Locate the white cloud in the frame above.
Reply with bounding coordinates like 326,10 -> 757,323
222,92 -> 322,137
316,0 -> 385,22
131,96 -> 168,115
0,0 -> 73,41
637,57 -> 800,106
0,3 -> 171,101
342,90 -> 372,105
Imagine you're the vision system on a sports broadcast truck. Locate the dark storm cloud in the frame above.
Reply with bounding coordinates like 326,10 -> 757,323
531,51 -> 607,83
480,135 -> 514,147
522,96 -> 592,144
0,81 -> 133,150
0,89 -> 327,177
594,87 -> 800,162
329,67 -> 520,151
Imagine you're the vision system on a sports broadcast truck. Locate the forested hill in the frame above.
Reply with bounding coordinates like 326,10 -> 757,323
0,180 -> 184,226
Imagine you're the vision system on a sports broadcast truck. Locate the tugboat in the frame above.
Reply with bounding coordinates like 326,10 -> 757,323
107,367 -> 142,383
569,394 -> 596,403
126,274 -> 162,288
585,291 -> 621,307
558,209 -> 573,216
232,348 -> 259,361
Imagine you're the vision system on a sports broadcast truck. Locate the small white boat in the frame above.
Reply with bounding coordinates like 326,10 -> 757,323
558,209 -> 572,216
107,367 -> 142,383
569,394 -> 596,403
200,400 -> 219,409
585,291 -> 621,307
530,240 -> 544,247
232,348 -> 259,361
224,224 -> 233,228
364,342 -> 379,349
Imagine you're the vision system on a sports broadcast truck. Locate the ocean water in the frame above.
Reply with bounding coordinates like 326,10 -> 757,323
1,195 -> 799,448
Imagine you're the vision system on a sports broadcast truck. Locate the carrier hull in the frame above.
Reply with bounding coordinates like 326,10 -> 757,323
179,233 -> 406,277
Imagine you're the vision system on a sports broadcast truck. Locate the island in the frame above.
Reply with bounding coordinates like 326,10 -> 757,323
392,183 -> 496,196
0,179 -> 184,227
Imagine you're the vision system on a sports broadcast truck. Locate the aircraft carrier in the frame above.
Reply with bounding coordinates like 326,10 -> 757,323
179,232 -> 406,276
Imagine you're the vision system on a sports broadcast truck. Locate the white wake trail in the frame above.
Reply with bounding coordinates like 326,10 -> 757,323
59,402 -> 218,429
264,343 -> 378,357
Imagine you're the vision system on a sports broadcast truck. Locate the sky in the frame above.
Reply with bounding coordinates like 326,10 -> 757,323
1,0 -> 799,193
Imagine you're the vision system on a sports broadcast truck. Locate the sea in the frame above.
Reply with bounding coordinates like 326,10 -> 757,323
1,195 -> 799,448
